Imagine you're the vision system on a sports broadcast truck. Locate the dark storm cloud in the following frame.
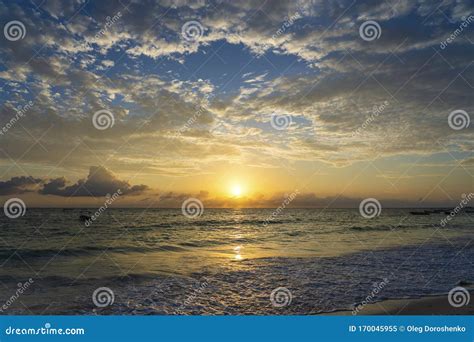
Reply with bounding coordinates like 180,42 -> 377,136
0,176 -> 42,195
40,166 -> 148,197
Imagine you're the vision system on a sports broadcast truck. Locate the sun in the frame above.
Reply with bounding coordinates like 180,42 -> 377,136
230,184 -> 243,197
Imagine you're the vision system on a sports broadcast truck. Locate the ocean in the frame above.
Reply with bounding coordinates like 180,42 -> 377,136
0,208 -> 472,315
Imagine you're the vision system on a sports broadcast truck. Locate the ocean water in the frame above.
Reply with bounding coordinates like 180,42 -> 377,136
0,208 -> 472,315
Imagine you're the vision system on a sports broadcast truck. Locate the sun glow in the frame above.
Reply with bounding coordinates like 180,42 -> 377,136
230,184 -> 243,197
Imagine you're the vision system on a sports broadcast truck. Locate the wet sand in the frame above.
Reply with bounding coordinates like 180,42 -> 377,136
325,290 -> 474,315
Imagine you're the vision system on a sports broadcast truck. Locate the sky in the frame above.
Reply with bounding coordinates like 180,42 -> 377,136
0,0 -> 473,208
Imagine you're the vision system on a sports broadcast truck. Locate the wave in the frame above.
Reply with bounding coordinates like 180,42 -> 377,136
0,272 -> 171,288
129,218 -> 300,230
191,218 -> 297,226
347,223 -> 457,231
179,240 -> 224,247
0,244 -> 188,260
349,225 -> 395,231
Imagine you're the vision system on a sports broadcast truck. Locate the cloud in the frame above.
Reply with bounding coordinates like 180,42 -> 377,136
40,166 -> 148,197
0,176 -> 43,195
138,190 -> 458,208
0,0 -> 472,192
461,157 -> 474,165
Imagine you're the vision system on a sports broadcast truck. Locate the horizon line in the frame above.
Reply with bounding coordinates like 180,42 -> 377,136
22,206 -> 463,210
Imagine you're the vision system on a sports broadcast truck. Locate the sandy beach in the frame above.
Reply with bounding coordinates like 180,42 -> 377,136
326,289 -> 474,315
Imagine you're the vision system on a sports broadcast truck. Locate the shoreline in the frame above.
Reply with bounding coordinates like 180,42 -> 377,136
322,290 -> 474,315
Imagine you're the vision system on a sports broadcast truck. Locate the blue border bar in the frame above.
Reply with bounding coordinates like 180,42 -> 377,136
0,316 -> 472,341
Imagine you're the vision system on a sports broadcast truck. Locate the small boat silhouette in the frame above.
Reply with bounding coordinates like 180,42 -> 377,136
79,214 -> 91,222
410,211 -> 430,216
